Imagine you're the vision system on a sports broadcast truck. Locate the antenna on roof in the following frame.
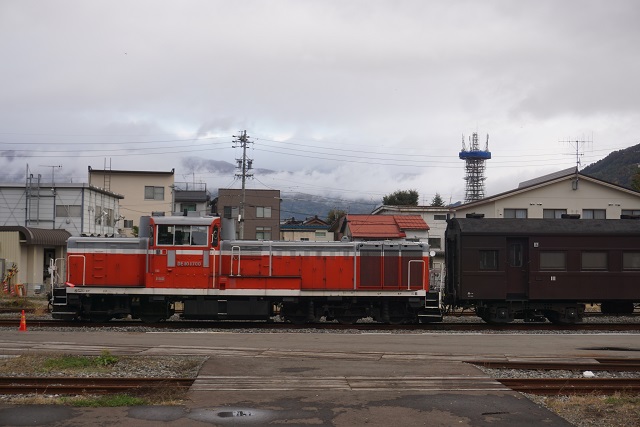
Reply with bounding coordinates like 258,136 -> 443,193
559,135 -> 593,190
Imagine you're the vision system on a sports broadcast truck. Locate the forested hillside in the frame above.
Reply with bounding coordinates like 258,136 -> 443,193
582,143 -> 640,189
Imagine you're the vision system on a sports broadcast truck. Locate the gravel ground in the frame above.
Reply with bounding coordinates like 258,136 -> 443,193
0,354 -> 206,378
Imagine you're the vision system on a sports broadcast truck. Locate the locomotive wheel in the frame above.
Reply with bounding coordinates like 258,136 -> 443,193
89,312 -> 111,323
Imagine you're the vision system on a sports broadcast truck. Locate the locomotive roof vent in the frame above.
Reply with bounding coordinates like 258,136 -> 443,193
465,213 -> 484,219
560,214 -> 581,219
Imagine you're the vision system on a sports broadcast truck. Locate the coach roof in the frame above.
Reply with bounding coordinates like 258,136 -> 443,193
450,218 -> 640,236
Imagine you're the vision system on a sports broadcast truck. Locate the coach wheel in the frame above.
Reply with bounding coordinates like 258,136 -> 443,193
139,314 -> 164,324
544,309 -> 579,325
601,301 -> 634,315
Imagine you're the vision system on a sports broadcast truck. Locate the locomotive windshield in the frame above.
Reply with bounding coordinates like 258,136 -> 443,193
156,224 -> 209,246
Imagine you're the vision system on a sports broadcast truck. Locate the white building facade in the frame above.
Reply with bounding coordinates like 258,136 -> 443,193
0,182 -> 123,237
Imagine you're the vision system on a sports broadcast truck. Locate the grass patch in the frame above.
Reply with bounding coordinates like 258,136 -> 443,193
42,350 -> 118,372
61,394 -> 148,407
533,392 -> 640,427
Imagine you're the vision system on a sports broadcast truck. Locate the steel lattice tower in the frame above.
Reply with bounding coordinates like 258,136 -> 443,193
459,132 -> 491,203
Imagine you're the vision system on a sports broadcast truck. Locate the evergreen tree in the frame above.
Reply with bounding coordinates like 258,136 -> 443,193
431,193 -> 445,207
631,169 -> 640,192
382,190 -> 419,206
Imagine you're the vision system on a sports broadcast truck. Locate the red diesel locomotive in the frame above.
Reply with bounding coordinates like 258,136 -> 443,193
51,215 -> 440,324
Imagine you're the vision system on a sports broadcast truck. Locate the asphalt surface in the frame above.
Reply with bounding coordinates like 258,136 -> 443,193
2,329 -> 638,426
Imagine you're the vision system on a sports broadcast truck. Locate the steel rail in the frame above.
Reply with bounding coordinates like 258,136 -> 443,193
0,377 -> 194,395
471,359 -> 640,372
499,378 -> 640,395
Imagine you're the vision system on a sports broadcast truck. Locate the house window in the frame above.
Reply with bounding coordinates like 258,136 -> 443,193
582,209 -> 606,219
256,227 -> 271,240
429,237 -> 442,249
56,205 -> 82,217
256,206 -> 272,218
223,206 -> 239,219
144,186 -> 164,200
123,220 -> 134,229
479,250 -> 498,270
315,231 -> 326,238
623,252 -> 640,270
300,237 -> 310,241
504,208 -> 528,218
540,251 -> 566,270
433,214 -> 447,221
543,209 -> 567,219
94,207 -> 113,226
622,210 -> 640,216
180,203 -> 197,212
581,252 -> 608,270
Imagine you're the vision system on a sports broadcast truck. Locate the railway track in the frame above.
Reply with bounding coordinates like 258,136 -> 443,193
0,375 -> 637,396
472,359 -> 640,395
2,318 -> 640,331
498,378 -> 640,394
0,377 -> 194,395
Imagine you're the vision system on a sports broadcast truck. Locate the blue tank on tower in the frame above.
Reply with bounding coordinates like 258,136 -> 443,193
459,133 -> 491,203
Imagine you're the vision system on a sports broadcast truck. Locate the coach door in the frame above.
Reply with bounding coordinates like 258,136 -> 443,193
506,238 -> 529,298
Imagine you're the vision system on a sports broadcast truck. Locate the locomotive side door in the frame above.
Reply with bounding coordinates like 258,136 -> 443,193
506,238 -> 529,298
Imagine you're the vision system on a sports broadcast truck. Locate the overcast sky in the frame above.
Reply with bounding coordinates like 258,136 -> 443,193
1,0 -> 639,210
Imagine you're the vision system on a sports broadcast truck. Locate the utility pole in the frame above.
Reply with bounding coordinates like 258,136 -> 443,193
233,130 -> 253,239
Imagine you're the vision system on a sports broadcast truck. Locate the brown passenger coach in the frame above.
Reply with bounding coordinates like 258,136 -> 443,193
444,217 -> 640,324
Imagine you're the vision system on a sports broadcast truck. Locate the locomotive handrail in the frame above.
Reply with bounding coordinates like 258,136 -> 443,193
269,241 -> 273,276
66,255 -> 86,286
230,245 -> 241,276
407,260 -> 426,290
51,257 -> 65,287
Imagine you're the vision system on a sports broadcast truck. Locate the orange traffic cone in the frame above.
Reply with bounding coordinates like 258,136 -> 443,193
18,310 -> 27,332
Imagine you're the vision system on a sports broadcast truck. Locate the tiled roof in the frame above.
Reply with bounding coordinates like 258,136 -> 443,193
393,215 -> 429,230
345,214 -> 429,238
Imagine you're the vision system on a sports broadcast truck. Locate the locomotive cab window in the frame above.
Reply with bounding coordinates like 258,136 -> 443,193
157,225 -> 174,245
157,224 -> 209,246
540,251 -> 566,270
191,226 -> 208,246
581,252 -> 608,270
479,250 -> 498,270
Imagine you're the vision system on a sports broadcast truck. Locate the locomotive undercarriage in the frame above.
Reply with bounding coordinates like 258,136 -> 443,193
474,301 -> 585,325
52,289 -> 443,324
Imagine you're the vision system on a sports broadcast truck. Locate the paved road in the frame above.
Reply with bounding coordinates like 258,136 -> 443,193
1,329 -> 638,426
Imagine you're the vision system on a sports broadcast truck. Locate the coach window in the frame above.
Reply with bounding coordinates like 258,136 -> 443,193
157,225 -> 174,245
540,251 -> 566,270
623,252 -> 640,270
581,252 -> 608,270
191,226 -> 208,246
479,250 -> 498,270
509,244 -> 523,267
